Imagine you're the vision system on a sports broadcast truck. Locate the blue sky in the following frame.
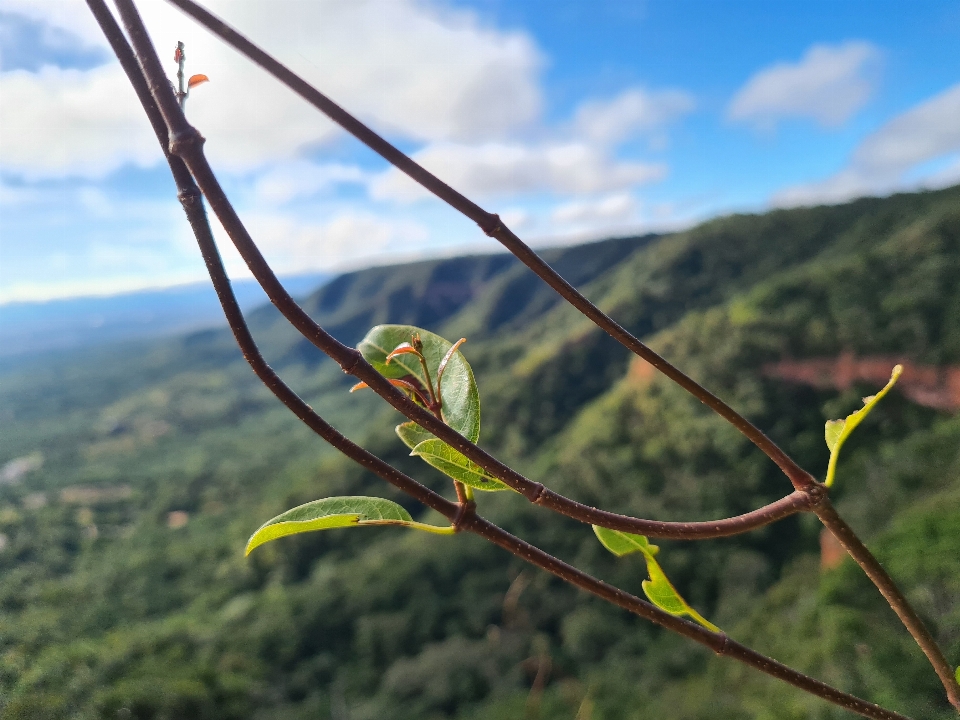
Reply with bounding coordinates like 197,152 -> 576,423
1,0 -> 959,303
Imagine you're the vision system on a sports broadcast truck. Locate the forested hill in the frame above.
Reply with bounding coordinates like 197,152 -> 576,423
1,185 -> 958,719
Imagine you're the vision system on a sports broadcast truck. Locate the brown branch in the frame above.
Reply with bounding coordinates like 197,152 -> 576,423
465,513 -> 912,720
91,1 -> 951,714
97,0 -> 818,544
161,0 -> 817,495
83,0 -> 455,526
137,8 -> 959,705
816,501 -> 960,710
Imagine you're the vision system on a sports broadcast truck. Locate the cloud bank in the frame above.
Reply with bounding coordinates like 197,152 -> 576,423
728,41 -> 880,130
774,82 -> 960,206
0,0 -> 543,178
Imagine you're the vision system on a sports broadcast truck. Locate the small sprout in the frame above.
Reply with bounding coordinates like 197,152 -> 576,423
172,41 -> 208,110
436,338 -> 467,394
593,526 -> 720,633
385,343 -> 419,363
355,325 -> 484,493
824,365 -> 902,488
351,378 -> 432,407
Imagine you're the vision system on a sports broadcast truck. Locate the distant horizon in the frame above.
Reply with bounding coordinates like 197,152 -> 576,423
0,268 -> 331,307
4,181 -> 957,306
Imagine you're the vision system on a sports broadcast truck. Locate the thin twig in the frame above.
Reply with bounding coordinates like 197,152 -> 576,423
100,0 -> 821,543
144,5 -> 959,705
83,0 -> 453,524
162,0 -> 817,495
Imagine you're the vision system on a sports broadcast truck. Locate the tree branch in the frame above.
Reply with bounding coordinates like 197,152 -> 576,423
102,0 -> 821,544
83,0 -> 455,525
161,0 -> 817,495
138,9 -> 958,705
91,0 -> 956,714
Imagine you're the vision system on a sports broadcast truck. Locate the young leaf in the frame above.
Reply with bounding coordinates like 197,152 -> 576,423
187,73 -> 209,88
592,526 -> 720,632
824,365 -> 903,487
411,439 -> 511,492
396,420 -> 434,451
245,496 -> 453,555
358,325 -> 480,443
593,525 -> 659,557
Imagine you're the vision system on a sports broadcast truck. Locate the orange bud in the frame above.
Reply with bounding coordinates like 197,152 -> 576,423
174,47 -> 182,63
188,74 -> 209,88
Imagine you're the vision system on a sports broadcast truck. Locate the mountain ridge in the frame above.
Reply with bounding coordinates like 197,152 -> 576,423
0,185 -> 958,719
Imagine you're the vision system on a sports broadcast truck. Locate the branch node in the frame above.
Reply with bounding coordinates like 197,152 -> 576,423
452,500 -> 477,533
715,632 -> 730,656
479,213 -> 502,237
528,483 -> 546,504
169,126 -> 205,157
177,187 -> 202,205
340,348 -> 363,375
801,480 -> 829,509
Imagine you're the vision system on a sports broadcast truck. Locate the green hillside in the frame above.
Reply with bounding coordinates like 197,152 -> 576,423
1,185 -> 958,719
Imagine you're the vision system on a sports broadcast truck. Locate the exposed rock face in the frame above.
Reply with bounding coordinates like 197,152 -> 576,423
764,351 -> 960,412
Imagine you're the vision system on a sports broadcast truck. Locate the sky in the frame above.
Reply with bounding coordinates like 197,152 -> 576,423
1,0 -> 959,303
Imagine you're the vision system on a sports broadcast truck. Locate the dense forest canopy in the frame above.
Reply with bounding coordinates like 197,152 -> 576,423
1,185 -> 959,719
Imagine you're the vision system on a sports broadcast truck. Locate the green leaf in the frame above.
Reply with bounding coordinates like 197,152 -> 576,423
358,325 -> 480,443
592,526 -> 719,633
396,420 -> 434,451
245,496 -> 454,555
592,525 -> 659,557
410,439 -> 511,492
824,364 -> 902,487
824,419 -> 845,453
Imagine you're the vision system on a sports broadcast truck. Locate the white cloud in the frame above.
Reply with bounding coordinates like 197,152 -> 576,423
0,64 -> 161,178
0,0 -> 542,178
212,210 -> 430,277
774,82 -> 960,206
0,0 -> 104,48
573,88 -> 694,146
1,1 -> 694,301
0,180 -> 42,207
252,161 -> 369,205
370,141 -> 665,202
728,41 -> 880,130
551,192 -> 637,226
